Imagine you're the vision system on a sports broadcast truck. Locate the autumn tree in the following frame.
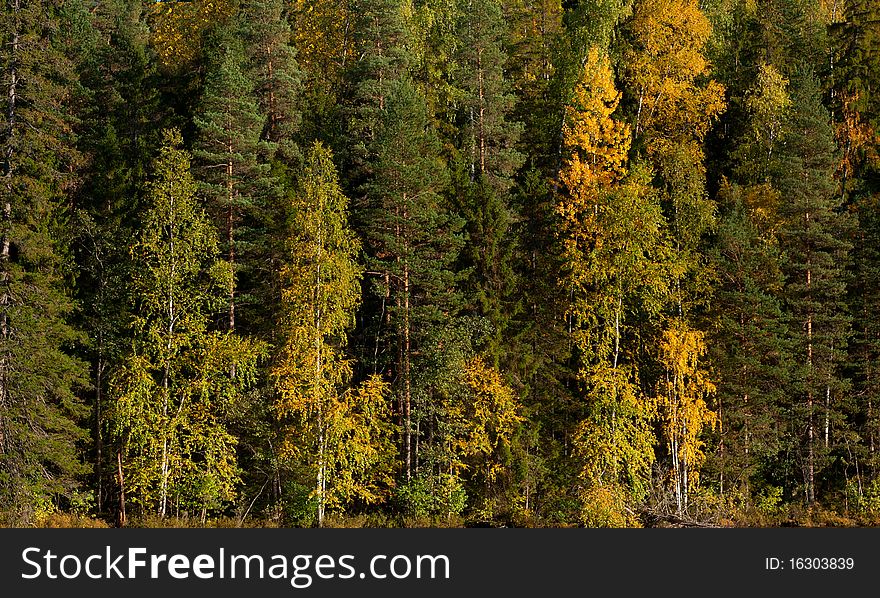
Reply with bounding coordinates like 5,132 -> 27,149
148,0 -> 236,68
733,63 -> 792,185
656,319 -> 717,515
624,0 -> 726,313
558,48 -> 671,524
107,130 -> 263,521
272,142 -> 394,526
409,319 -> 523,519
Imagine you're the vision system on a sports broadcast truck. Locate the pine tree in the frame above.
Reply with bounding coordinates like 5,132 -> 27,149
193,31 -> 277,334
446,0 -> 524,366
454,0 -> 524,193
340,0 -> 411,183
361,79 -> 464,481
705,182 -> 792,502
777,72 -> 855,503
241,0 -> 303,161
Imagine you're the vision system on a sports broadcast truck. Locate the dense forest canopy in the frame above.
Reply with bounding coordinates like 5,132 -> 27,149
1,0 -> 880,528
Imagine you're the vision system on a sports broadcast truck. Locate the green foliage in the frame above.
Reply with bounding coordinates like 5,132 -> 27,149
193,29 -> 278,333
7,0 -> 880,528
0,0 -> 90,525
273,142 -> 395,525
777,71 -> 855,503
108,130 -> 265,518
396,473 -> 468,520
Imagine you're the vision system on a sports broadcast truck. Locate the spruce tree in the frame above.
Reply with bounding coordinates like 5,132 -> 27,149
0,0 -> 89,524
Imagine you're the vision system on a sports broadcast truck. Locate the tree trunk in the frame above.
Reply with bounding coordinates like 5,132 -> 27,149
315,210 -> 325,528
117,450 -> 127,527
96,353 -> 104,513
0,0 -> 20,461
404,254 -> 412,481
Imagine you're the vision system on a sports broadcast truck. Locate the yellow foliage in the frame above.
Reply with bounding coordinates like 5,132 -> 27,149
656,319 -> 717,505
559,47 -> 631,209
449,357 -> 523,481
626,0 -> 725,143
574,364 -> 657,499
557,47 -> 633,284
836,91 -> 880,181
291,0 -> 355,84
742,182 -> 783,236
149,1 -> 236,67
579,485 -> 642,528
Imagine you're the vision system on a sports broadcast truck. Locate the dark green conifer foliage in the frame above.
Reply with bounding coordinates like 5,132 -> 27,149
0,0 -> 89,524
447,0 -> 524,368
361,78 -> 464,480
705,182 -> 792,499
847,193 -> 880,484
777,71 -> 855,503
240,0 -> 303,162
74,0 -> 166,516
340,0 -> 411,184
193,31 -> 277,334
454,0 -> 524,193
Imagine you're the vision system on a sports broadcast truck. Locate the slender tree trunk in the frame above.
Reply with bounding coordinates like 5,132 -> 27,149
227,171 -> 236,333
315,210 -> 325,528
265,48 -> 277,141
159,186 -> 177,517
807,259 -> 815,503
96,353 -> 104,513
117,450 -> 126,527
825,383 -> 831,449
477,46 -> 486,174
404,252 -> 412,481
0,0 -> 20,461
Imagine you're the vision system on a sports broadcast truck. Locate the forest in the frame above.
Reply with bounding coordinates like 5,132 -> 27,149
1,0 -> 879,528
